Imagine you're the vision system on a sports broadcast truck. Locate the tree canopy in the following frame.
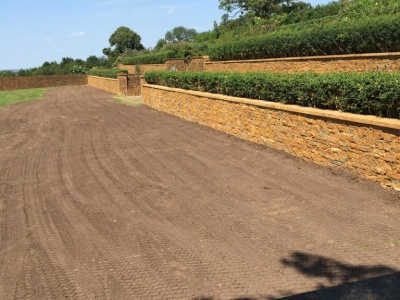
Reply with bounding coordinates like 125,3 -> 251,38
164,26 -> 198,43
218,0 -> 310,18
103,26 -> 144,59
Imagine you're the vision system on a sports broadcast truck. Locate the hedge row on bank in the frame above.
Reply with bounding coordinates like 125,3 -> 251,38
121,51 -> 179,65
209,15 -> 400,61
144,70 -> 400,119
87,68 -> 127,79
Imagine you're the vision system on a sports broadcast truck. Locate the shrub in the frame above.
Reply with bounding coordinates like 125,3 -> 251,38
122,51 -> 179,65
343,0 -> 400,18
0,70 -> 17,77
208,14 -> 400,61
144,70 -> 400,119
87,68 -> 127,79
70,65 -> 87,74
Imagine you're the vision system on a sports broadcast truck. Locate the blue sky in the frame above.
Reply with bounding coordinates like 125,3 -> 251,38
0,0 -> 334,70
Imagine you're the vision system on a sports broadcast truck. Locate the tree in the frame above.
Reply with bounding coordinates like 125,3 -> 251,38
164,26 -> 198,43
103,26 -> 144,59
154,38 -> 167,50
60,57 -> 75,67
85,55 -> 112,68
85,55 -> 101,69
281,1 -> 310,14
218,0 -> 307,18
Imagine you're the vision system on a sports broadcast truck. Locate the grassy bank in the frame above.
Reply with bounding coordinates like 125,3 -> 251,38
0,88 -> 46,107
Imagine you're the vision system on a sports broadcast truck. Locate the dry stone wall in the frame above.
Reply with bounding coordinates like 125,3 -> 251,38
87,74 -> 141,96
118,52 -> 400,73
205,54 -> 400,73
118,53 -> 400,74
0,75 -> 87,91
165,59 -> 186,71
87,76 -> 119,94
142,84 -> 400,191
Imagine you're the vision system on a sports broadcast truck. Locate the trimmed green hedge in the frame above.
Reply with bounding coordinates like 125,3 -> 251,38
87,68 -> 127,79
209,15 -> 400,61
122,51 -> 179,65
144,70 -> 400,119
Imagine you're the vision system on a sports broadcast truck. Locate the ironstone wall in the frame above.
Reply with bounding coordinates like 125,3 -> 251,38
0,75 -> 87,91
118,53 -> 400,74
142,84 -> 400,191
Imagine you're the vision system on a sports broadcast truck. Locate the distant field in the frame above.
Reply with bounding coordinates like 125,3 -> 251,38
0,88 -> 46,107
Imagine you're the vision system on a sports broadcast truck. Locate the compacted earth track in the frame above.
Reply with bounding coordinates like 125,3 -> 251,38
0,86 -> 399,300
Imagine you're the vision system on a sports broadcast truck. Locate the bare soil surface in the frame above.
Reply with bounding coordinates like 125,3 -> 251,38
0,86 -> 399,300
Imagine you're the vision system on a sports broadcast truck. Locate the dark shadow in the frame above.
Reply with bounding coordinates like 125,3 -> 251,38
274,272 -> 400,300
192,252 -> 400,300
281,251 -> 397,286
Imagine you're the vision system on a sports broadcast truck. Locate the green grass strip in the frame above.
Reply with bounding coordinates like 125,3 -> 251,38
0,88 -> 47,108
114,96 -> 142,107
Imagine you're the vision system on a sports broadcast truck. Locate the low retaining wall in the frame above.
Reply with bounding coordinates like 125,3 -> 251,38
205,53 -> 400,73
119,52 -> 400,74
118,57 -> 206,73
87,75 -> 119,94
142,84 -> 400,190
87,74 -> 141,96
165,59 -> 186,71
0,75 -> 87,91
141,64 -> 165,73
0,74 -> 141,96
118,63 -> 165,74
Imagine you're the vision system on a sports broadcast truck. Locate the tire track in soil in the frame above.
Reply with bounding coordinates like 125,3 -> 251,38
14,139 -> 84,300
89,97 -> 400,295
0,100 -> 49,299
135,109 -> 400,266
91,129 -> 270,296
0,86 -> 399,299
55,115 -> 165,299
0,154 -> 28,299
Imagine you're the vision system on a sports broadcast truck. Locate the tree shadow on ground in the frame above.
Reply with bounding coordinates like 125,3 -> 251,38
192,251 -> 399,300
281,251 -> 397,287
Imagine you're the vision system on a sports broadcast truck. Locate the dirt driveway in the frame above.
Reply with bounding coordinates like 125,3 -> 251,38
0,86 -> 399,300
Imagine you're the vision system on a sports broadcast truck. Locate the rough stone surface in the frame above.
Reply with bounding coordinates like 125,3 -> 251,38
87,75 -> 119,94
0,75 -> 87,91
142,84 -> 400,190
186,56 -> 209,71
205,58 -> 400,73
165,59 -> 186,71
118,53 -> 400,74
126,74 -> 141,96
87,74 -> 141,96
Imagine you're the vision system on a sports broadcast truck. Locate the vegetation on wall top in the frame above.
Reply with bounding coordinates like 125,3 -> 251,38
87,68 -> 128,79
144,70 -> 400,119
209,14 -> 400,61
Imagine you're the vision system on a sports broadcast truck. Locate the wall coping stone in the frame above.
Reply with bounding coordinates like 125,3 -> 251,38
87,75 -> 117,82
142,64 -> 165,67
143,83 -> 400,131
205,52 -> 400,64
166,58 -> 185,61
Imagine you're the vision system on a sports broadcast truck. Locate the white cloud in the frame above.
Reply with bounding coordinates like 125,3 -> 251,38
70,31 -> 86,37
45,38 -> 52,43
57,49 -> 65,53
166,7 -> 175,14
